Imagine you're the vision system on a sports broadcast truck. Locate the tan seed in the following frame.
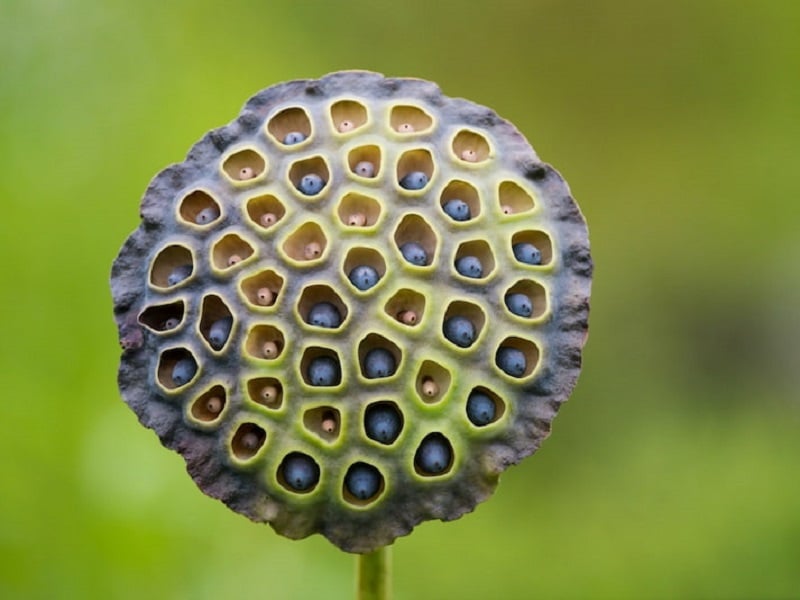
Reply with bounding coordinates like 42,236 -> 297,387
256,287 -> 274,306
262,341 -> 279,358
421,377 -> 438,397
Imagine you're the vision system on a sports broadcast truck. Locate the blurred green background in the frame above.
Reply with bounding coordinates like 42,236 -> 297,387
1,0 -> 798,598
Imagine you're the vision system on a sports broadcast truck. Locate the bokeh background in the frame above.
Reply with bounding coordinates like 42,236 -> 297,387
1,1 -> 798,598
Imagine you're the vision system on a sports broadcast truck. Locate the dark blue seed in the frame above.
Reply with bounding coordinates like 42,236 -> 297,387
496,346 -> 527,377
167,264 -> 192,287
307,302 -> 342,328
399,171 -> 428,190
505,293 -> 533,317
345,463 -> 381,500
442,199 -> 471,222
466,391 -> 496,426
399,242 -> 428,266
171,357 -> 197,386
455,255 -> 482,278
513,242 -> 542,265
415,434 -> 452,475
297,174 -> 325,196
363,348 -> 397,379
208,316 -> 233,350
443,316 -> 476,348
364,404 -> 402,444
195,207 -> 219,225
283,131 -> 306,145
307,355 -> 341,386
281,453 -> 319,491
348,265 -> 380,291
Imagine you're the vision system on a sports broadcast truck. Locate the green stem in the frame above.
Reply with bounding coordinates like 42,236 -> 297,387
357,545 -> 391,600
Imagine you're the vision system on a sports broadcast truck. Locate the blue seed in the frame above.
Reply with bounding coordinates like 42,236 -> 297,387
505,293 -> 533,317
415,434 -> 452,475
399,242 -> 428,266
283,131 -> 306,145
307,355 -> 341,386
442,199 -> 471,222
496,346 -> 527,377
307,301 -> 342,328
363,348 -> 397,379
281,453 -> 319,492
443,316 -> 476,348
455,255 -> 482,278
171,357 -> 196,387
345,463 -> 381,500
353,161 -> 376,178
364,404 -> 402,444
208,316 -> 233,350
167,264 -> 192,286
399,171 -> 428,190
466,391 -> 496,426
195,206 -> 219,225
513,242 -> 542,265
348,265 -> 380,291
296,174 -> 325,196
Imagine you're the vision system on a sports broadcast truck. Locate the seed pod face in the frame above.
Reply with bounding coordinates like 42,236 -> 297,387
111,71 -> 591,553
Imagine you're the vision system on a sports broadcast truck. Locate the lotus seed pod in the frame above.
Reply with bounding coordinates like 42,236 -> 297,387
111,71 -> 591,553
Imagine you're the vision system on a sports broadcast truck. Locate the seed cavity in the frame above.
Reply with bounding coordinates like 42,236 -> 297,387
222,148 -> 266,182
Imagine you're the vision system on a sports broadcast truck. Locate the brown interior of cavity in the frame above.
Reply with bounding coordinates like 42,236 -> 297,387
393,214 -> 438,263
415,360 -> 452,403
222,149 -> 266,181
498,336 -> 541,378
212,233 -> 255,270
455,240 -> 496,279
191,385 -> 227,422
299,346 -> 342,386
138,300 -> 185,332
179,190 -> 221,225
357,333 -> 402,379
150,245 -> 193,288
396,149 -> 434,182
452,129 -> 491,163
337,192 -> 381,228
247,377 -> 284,409
384,288 -> 426,327
499,180 -> 536,215
511,230 -> 554,265
505,279 -> 548,320
303,406 -> 341,443
267,106 -> 312,144
231,422 -> 266,460
440,180 -> 481,219
156,348 -> 197,390
347,145 -> 382,178
282,222 -> 328,262
246,194 -> 286,229
342,247 -> 387,280
297,284 -> 348,328
198,294 -> 234,351
331,99 -> 368,132
244,325 -> 285,360
288,156 -> 330,192
390,105 -> 433,133
240,269 -> 284,308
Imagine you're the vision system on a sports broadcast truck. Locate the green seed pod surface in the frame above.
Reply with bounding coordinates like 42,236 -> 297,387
110,71 -> 592,553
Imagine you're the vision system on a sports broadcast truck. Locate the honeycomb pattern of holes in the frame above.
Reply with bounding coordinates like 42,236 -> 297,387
503,279 -> 548,320
231,422 -> 267,461
239,269 -> 285,310
441,300 -> 487,349
149,244 -> 194,289
453,239 -> 496,280
221,148 -> 267,183
439,180 -> 481,222
510,230 -> 554,266
414,432 -> 454,477
393,214 -> 438,268
337,192 -> 382,228
211,233 -> 256,271
244,324 -> 286,361
189,384 -> 228,424
396,148 -> 434,191
330,99 -> 368,134
346,145 -> 382,180
302,406 -> 341,443
451,129 -> 492,164
342,462 -> 385,506
266,106 -> 313,146
288,156 -> 330,198
363,400 -> 404,446
343,247 -> 387,292
498,180 -> 536,215
390,104 -> 434,134
246,377 -> 284,410
494,336 -> 541,379
383,288 -> 426,328
198,294 -> 235,352
277,452 -> 321,494
414,360 -> 452,404
178,189 -> 222,226
138,300 -> 185,333
156,347 -> 199,391
245,193 -> 287,231
465,386 -> 506,428
281,222 -> 328,264
296,284 -> 349,331
299,346 -> 343,388
357,333 -> 402,381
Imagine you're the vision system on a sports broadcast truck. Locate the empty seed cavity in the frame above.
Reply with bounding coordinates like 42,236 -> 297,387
190,385 -> 227,423
222,148 -> 266,182
454,240 -> 496,280
247,377 -> 284,409
245,325 -> 285,361
289,156 -> 330,197
267,106 -> 312,147
212,233 -> 255,271
343,462 -> 385,505
359,333 -> 401,380
384,288 -> 426,328
504,280 -> 547,320
452,129 -> 491,163
303,406 -> 341,443
347,145 -> 381,179
440,180 -> 480,222
178,190 -> 221,226
231,422 -> 267,460
198,295 -> 234,351
442,301 -> 486,349
138,300 -> 185,332
282,222 -> 328,264
331,99 -> 368,134
344,247 -> 386,292
495,337 -> 540,379
246,194 -> 286,230
499,180 -> 535,215
511,230 -> 553,266
415,360 -> 452,403
338,192 -> 381,228
364,401 -> 403,445
393,214 -> 438,268
414,433 -> 454,476
278,452 -> 320,493
297,284 -> 348,330
157,348 -> 198,390
390,105 -> 433,134
466,387 -> 505,427
396,149 -> 434,191
300,347 -> 343,387
240,269 -> 284,309
150,245 -> 194,289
